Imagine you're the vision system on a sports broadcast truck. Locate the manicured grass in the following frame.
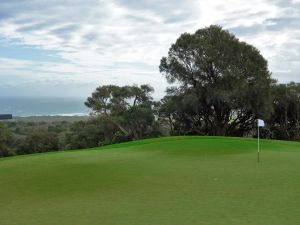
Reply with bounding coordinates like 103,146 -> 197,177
0,136 -> 299,225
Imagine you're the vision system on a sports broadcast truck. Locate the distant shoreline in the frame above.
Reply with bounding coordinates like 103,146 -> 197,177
0,96 -> 88,119
9,115 -> 89,122
14,113 -> 89,117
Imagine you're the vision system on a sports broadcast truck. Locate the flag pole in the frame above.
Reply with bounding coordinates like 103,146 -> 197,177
258,122 -> 260,163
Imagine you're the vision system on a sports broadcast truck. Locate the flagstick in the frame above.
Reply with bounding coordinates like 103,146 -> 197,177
258,124 -> 260,163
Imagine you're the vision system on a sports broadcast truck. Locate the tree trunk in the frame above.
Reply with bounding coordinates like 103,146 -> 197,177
111,120 -> 129,136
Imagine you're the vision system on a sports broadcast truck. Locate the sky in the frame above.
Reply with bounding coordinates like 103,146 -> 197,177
0,0 -> 299,99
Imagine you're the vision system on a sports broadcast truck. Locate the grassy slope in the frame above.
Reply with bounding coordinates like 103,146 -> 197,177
0,136 -> 299,225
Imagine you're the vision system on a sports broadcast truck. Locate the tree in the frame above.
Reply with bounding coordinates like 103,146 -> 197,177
159,89 -> 202,135
65,117 -> 129,149
124,104 -> 155,139
0,123 -> 15,157
85,84 -> 158,140
17,129 -> 59,154
159,25 -> 274,136
269,82 -> 300,140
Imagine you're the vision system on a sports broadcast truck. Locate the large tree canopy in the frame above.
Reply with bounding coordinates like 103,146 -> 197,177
85,84 -> 156,140
159,25 -> 274,136
269,82 -> 300,140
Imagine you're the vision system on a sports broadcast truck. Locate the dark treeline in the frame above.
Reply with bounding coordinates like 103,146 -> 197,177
1,25 -> 300,157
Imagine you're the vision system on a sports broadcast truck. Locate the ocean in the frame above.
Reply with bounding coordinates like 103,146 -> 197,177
0,97 -> 89,117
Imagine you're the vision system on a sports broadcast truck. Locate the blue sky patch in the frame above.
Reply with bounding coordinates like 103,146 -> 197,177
0,40 -> 66,63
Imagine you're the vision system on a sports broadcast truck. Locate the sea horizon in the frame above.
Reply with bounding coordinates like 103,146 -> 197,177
0,96 -> 89,117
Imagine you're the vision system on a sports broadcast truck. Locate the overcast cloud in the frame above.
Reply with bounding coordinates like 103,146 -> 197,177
0,0 -> 299,98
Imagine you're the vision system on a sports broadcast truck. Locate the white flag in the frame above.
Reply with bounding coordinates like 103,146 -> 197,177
258,119 -> 265,127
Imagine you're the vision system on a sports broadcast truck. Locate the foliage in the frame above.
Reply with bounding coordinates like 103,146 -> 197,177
0,123 -> 15,157
159,25 -> 273,136
17,129 -> 59,154
268,82 -> 300,140
85,84 -> 158,140
65,117 -> 128,149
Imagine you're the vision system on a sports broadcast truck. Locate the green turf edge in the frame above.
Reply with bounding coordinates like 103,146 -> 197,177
0,136 -> 299,162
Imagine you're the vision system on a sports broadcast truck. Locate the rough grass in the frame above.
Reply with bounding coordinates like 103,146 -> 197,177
0,136 -> 299,225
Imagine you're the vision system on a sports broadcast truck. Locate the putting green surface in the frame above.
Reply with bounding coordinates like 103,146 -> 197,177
0,136 -> 300,225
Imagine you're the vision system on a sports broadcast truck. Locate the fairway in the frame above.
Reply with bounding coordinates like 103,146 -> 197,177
0,136 -> 299,225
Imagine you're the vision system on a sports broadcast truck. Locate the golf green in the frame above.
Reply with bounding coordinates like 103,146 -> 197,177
0,136 -> 299,225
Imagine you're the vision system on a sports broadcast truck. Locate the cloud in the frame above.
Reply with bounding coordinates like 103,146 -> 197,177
0,0 -> 299,98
